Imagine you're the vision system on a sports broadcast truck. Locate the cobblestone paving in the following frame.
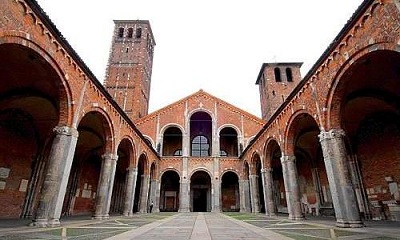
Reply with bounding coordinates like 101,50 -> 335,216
0,213 -> 175,240
224,213 -> 400,240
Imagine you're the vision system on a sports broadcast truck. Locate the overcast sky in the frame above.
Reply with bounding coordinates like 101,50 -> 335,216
36,0 -> 363,117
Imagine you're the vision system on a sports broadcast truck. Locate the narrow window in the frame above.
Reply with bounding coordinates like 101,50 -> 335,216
136,28 -> 142,38
126,48 -> 129,53
286,68 -> 293,82
118,27 -> 124,38
274,67 -> 282,82
127,28 -> 133,38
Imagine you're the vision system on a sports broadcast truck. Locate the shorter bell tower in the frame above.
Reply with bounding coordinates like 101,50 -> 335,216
256,62 -> 302,121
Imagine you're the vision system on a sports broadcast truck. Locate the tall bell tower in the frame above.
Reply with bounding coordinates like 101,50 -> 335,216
104,20 -> 156,120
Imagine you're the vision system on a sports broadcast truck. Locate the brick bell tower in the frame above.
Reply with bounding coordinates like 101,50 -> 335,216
104,20 -> 156,120
256,62 -> 302,121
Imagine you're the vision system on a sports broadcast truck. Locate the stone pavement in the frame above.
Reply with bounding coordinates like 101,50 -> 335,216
0,212 -> 400,239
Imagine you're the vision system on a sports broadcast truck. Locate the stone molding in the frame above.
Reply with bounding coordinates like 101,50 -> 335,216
318,129 -> 345,141
53,126 -> 79,137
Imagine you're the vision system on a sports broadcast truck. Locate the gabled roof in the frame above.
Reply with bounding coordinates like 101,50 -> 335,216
135,89 -> 265,125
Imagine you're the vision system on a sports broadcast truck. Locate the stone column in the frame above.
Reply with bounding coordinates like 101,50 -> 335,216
262,168 -> 276,216
239,180 -> 251,212
249,174 -> 260,213
93,153 -> 118,220
319,129 -> 363,227
33,126 -> 78,227
281,155 -> 304,220
123,167 -> 137,216
212,157 -> 221,212
179,156 -> 190,212
149,179 -> 160,213
212,179 -> 221,212
139,174 -> 150,213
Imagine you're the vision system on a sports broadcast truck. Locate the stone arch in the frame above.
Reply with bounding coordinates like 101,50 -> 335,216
0,39 -> 73,218
190,169 -> 212,212
326,43 -> 398,129
0,34 -> 72,126
326,47 -> 400,220
159,170 -> 180,212
263,137 -> 282,169
221,171 -> 240,212
77,108 -> 115,154
117,136 -> 136,166
284,110 -> 320,155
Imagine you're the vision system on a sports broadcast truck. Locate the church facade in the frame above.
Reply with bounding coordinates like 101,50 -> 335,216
0,0 -> 400,228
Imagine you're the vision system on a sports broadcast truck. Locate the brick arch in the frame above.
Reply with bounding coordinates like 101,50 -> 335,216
188,108 -> 216,122
77,107 -> 115,153
263,137 -> 282,169
150,161 -> 158,180
249,151 -> 262,175
0,34 -> 73,126
160,123 -> 185,136
326,43 -> 399,130
217,124 -> 241,137
117,136 -> 136,167
137,152 -> 149,175
220,169 -> 240,180
160,168 -> 181,180
189,167 -> 213,180
284,110 -> 320,155
242,160 -> 250,180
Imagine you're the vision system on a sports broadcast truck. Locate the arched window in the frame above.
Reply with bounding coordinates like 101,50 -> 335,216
286,67 -> 293,82
162,127 -> 182,156
136,28 -> 142,38
219,127 -> 238,157
274,67 -> 282,82
192,135 -> 209,157
127,28 -> 133,38
118,27 -> 124,38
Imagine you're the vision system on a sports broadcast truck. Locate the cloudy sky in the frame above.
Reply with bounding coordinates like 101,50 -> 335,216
36,0 -> 363,117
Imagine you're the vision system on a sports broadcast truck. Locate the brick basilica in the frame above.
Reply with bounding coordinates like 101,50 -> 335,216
0,0 -> 400,228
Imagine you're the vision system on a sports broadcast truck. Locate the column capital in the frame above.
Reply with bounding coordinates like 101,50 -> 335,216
127,167 -> 137,173
53,126 -> 79,137
261,167 -> 272,173
102,153 -> 118,161
318,129 -> 345,142
280,155 -> 296,164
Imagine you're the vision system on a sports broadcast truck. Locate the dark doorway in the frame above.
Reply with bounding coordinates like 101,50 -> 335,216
190,171 -> 211,212
193,189 -> 207,212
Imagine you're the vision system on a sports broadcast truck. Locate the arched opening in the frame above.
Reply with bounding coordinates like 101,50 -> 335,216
162,127 -> 182,156
334,50 -> 400,220
127,28 -> 133,38
286,68 -> 293,82
190,171 -> 211,212
219,127 -> 238,157
266,140 -> 286,215
118,27 -> 124,38
190,112 -> 212,157
221,171 -> 240,212
62,111 -> 111,216
253,155 -> 265,213
288,113 -> 331,216
274,67 -> 282,82
109,139 -> 132,214
133,154 -> 148,213
0,43 -> 67,218
160,171 -> 180,212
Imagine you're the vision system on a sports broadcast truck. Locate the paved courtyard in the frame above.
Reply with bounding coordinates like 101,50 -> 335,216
0,212 -> 399,239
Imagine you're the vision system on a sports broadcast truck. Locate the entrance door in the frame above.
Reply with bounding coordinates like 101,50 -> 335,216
190,171 -> 211,212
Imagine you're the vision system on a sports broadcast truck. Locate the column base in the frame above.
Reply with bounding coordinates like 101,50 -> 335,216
288,214 -> 305,221
336,220 -> 364,228
179,208 -> 190,213
92,214 -> 109,220
30,218 -> 48,227
48,219 -> 61,227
